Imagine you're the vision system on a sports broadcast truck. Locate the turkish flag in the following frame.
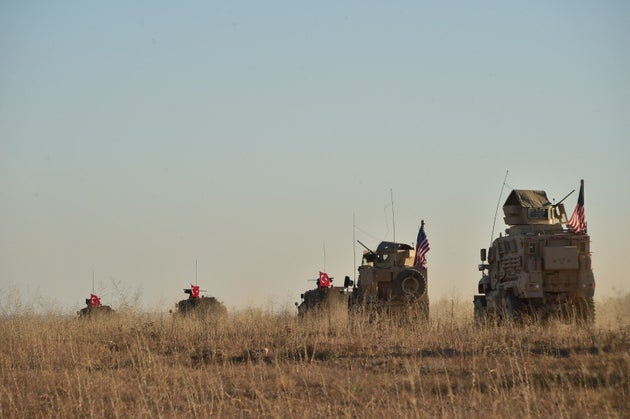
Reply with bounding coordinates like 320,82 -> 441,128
190,285 -> 200,298
90,294 -> 101,307
318,272 -> 331,288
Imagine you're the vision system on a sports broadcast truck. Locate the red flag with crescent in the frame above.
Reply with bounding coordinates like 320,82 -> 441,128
90,294 -> 101,307
190,285 -> 200,298
318,272 -> 331,288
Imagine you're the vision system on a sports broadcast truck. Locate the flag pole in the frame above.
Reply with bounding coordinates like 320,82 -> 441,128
582,179 -> 586,234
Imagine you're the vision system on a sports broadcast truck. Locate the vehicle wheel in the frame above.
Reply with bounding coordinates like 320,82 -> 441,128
576,296 -> 595,325
420,302 -> 429,320
393,269 -> 426,301
473,296 -> 486,324
502,294 -> 523,323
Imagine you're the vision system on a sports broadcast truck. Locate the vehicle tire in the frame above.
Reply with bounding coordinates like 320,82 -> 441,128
576,296 -> 595,325
420,302 -> 429,320
502,294 -> 523,323
393,269 -> 426,301
473,296 -> 486,324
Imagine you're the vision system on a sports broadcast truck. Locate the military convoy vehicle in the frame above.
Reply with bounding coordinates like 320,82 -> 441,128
175,285 -> 227,316
474,182 -> 595,323
349,235 -> 429,320
295,272 -> 353,317
77,293 -> 113,318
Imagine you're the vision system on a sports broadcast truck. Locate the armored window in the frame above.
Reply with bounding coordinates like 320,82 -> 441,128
528,243 -> 536,254
540,208 -> 549,219
528,208 -> 538,218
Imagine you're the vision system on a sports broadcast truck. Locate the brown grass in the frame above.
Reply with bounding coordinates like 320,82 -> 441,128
1,296 -> 629,418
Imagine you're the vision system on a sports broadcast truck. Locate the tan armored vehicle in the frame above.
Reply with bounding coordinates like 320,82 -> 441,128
349,235 -> 429,319
175,285 -> 227,317
474,181 -> 595,323
295,272 -> 352,317
77,293 -> 113,318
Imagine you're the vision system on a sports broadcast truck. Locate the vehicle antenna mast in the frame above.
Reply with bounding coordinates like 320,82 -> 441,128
490,170 -> 509,247
353,213 -> 357,283
390,188 -> 396,243
323,242 -> 326,273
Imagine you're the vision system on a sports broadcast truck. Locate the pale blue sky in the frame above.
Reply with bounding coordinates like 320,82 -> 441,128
1,1 -> 628,313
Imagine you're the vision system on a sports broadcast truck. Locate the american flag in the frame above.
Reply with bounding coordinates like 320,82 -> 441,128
567,179 -> 587,234
414,221 -> 430,269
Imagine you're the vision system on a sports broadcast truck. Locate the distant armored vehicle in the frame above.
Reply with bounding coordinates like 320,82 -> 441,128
474,181 -> 595,323
176,285 -> 227,316
295,272 -> 352,317
349,222 -> 430,319
77,293 -> 113,318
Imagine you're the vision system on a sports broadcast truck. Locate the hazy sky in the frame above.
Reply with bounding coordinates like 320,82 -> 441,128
1,1 -> 628,313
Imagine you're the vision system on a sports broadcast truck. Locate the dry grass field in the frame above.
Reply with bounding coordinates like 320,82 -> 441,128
1,295 -> 628,418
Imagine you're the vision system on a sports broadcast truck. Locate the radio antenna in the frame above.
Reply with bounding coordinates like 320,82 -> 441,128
490,170 -> 509,246
390,188 -> 396,243
352,213 -> 357,283
323,242 -> 326,273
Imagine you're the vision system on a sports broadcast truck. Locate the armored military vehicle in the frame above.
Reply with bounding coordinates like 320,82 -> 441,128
349,225 -> 430,320
295,272 -> 352,317
176,285 -> 227,316
474,181 -> 595,323
77,293 -> 113,318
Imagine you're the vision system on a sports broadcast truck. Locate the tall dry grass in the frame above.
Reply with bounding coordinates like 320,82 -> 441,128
1,296 -> 628,418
